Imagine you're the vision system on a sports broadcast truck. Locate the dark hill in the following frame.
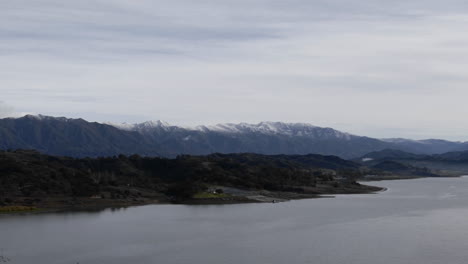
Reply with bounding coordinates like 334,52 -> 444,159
0,150 -> 373,209
371,160 -> 439,177
0,115 -> 159,157
359,149 -> 427,161
372,160 -> 412,171
432,151 -> 468,162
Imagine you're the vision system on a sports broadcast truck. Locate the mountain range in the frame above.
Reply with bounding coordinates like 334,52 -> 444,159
1,114 -> 467,159
357,148 -> 468,176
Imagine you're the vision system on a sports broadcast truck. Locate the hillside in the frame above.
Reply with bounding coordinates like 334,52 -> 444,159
0,150 -> 380,209
0,115 -> 159,157
360,149 -> 468,176
370,160 -> 438,177
1,115 -> 468,159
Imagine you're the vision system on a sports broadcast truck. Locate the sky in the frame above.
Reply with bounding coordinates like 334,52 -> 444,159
2,0 -> 468,140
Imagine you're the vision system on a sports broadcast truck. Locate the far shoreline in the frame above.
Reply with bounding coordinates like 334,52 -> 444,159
0,181 -> 386,215
11,175 -> 468,215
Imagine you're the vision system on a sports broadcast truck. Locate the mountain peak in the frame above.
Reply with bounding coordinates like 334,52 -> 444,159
3,114 -> 468,159
108,120 -> 171,132
23,114 -> 76,122
137,120 -> 171,128
195,121 -> 353,139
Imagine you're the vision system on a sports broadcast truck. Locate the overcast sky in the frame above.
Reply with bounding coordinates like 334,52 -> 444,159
2,0 -> 468,140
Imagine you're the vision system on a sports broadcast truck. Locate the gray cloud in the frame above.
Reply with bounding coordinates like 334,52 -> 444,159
2,0 -> 468,140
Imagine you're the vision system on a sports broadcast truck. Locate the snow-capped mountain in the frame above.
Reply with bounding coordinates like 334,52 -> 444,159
113,121 -> 354,140
194,122 -> 353,140
1,115 -> 467,159
109,120 -> 171,133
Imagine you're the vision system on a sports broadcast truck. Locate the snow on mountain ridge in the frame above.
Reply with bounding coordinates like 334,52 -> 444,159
193,121 -> 354,140
108,120 -> 171,131
24,114 -> 75,122
19,115 -> 354,140
107,120 -> 353,139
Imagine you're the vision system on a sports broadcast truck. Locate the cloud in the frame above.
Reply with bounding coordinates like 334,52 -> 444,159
2,1 -> 468,140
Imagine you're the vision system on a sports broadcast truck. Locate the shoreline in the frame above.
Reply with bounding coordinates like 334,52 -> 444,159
0,182 -> 385,214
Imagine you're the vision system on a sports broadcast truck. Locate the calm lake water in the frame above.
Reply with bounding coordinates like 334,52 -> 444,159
3,177 -> 468,264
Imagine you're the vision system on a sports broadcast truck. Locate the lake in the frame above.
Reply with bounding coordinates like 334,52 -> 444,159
2,177 -> 468,264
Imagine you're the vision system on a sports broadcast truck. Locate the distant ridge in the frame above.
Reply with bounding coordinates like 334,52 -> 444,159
0,114 -> 467,158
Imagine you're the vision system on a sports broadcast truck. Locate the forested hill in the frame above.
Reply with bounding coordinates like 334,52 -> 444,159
0,150 -> 364,205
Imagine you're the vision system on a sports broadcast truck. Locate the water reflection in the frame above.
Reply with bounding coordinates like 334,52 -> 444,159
2,177 -> 468,264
